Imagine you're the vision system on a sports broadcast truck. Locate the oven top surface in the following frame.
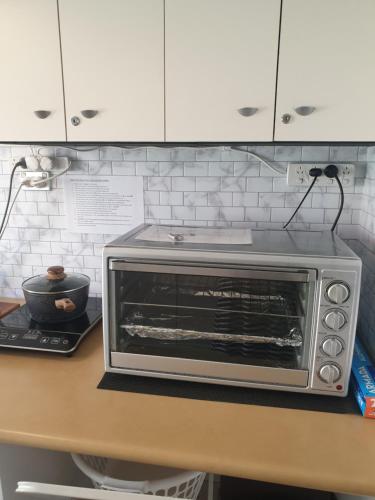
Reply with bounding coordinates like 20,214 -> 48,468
107,225 -> 359,260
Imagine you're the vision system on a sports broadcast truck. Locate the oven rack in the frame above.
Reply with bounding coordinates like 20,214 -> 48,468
120,276 -> 304,319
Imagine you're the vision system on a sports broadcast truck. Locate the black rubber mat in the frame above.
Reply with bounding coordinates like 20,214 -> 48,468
98,372 -> 360,414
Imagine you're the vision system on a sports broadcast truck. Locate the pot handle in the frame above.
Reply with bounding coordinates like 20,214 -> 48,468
55,298 -> 76,313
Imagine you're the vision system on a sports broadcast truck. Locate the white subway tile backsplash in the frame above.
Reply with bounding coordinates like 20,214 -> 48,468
196,148 -> 222,161
147,176 -> 171,191
259,193 -> 285,208
63,255 -> 84,268
329,146 -> 358,161
196,206 -> 220,221
71,243 -> 94,255
311,193 -> 339,209
208,192 -> 233,207
247,177 -> 273,192
220,207 -> 244,222
122,147 -> 147,161
22,253 -> 42,266
301,146 -> 330,161
170,148 -> 196,162
160,192 -> 183,206
246,207 -> 271,222
111,161 -> 136,176
221,177 -> 246,192
172,206 -> 196,219
171,176 -> 195,191
136,162 -> 159,176
195,177 -> 220,192
184,192 -> 208,206
233,162 -> 260,177
274,146 -> 302,161
159,162 -> 184,176
88,161 -> 112,175
0,144 -> 370,298
146,205 -> 172,219
144,191 -> 160,205
208,162 -> 234,176
146,147 -> 172,161
233,193 -> 258,207
184,162 -> 208,176
10,215 -> 49,228
100,146 -> 123,161
30,241 -> 51,254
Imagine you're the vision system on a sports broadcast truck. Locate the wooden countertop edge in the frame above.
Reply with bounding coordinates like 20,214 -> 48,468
0,427 -> 371,497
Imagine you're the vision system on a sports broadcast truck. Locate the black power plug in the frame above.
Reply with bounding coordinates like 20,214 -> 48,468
14,157 -> 27,169
309,167 -> 323,178
324,164 -> 339,178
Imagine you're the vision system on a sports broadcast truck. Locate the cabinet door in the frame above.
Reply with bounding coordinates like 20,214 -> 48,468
165,0 -> 281,142
0,0 -> 65,141
59,0 -> 164,142
275,0 -> 375,141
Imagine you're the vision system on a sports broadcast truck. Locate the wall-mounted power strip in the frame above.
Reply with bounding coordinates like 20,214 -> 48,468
14,157 -> 69,191
19,171 -> 51,190
287,163 -> 355,187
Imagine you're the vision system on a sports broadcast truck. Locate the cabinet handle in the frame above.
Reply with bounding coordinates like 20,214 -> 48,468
237,107 -> 258,117
81,109 -> 98,119
295,106 -> 315,116
34,110 -> 51,119
281,113 -> 292,124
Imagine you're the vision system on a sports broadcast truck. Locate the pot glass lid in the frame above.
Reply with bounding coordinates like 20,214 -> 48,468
22,266 -> 90,294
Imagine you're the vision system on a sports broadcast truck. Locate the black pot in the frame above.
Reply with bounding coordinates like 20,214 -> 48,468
22,266 -> 90,324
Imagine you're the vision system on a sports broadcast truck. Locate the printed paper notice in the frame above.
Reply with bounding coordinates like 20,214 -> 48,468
63,176 -> 144,234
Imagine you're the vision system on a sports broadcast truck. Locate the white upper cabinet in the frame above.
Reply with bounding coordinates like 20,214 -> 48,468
0,0 -> 65,141
59,0 -> 164,142
165,0 -> 281,142
275,0 -> 375,141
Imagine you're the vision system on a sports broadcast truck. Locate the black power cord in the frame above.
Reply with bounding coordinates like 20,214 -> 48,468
324,164 -> 344,232
283,168 -> 322,229
0,158 -> 27,236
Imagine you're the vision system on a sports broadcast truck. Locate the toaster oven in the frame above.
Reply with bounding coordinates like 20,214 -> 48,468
103,225 -> 362,396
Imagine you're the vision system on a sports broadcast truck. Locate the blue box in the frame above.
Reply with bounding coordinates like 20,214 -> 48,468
351,338 -> 375,418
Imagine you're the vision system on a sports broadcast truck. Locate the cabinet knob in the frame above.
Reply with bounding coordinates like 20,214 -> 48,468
281,113 -> 291,124
81,109 -> 98,119
34,110 -> 51,119
295,106 -> 315,116
71,116 -> 81,126
237,107 -> 258,117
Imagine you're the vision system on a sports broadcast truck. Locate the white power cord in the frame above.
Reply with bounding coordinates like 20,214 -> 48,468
228,146 -> 286,176
35,144 -> 287,176
0,160 -> 71,240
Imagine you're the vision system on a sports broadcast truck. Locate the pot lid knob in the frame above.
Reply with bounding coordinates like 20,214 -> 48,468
47,266 -> 66,281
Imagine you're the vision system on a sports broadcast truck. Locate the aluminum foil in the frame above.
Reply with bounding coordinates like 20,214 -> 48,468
122,324 -> 302,347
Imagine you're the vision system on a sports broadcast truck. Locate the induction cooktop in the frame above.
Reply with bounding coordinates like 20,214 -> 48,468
0,297 -> 102,355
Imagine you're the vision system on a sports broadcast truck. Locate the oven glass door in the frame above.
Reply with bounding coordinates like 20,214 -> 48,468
109,260 -> 316,387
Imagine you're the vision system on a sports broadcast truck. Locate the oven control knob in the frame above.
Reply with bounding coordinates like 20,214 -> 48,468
318,363 -> 341,384
321,337 -> 344,357
326,282 -> 350,304
323,310 -> 347,331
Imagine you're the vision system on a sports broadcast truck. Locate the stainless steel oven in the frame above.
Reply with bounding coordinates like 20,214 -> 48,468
103,225 -> 361,396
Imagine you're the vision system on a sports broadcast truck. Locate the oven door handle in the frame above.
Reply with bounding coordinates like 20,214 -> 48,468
109,260 -> 312,283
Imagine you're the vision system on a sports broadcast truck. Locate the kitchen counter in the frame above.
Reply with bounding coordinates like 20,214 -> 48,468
0,319 -> 374,497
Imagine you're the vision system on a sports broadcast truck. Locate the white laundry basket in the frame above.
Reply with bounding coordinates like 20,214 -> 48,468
71,454 -> 206,500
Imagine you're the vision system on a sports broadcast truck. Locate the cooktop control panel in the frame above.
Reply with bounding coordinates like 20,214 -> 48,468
0,327 -> 81,352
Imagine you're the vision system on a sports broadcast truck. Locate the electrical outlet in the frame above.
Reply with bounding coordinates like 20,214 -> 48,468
19,171 -> 51,190
287,163 -> 355,187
